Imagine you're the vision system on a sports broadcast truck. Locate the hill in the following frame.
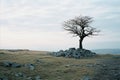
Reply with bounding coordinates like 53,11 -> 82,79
92,49 -> 120,54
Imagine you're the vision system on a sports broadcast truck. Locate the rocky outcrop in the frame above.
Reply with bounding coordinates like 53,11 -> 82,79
51,48 -> 96,58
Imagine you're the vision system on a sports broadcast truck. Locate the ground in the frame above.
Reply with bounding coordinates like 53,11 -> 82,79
0,50 -> 120,80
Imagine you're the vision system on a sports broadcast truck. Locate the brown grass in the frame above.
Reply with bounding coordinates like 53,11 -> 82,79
0,50 -> 119,80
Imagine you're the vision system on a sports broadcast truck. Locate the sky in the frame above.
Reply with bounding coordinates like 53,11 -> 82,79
0,0 -> 120,51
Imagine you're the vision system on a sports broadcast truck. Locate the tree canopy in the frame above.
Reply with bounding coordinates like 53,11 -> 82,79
63,15 -> 100,49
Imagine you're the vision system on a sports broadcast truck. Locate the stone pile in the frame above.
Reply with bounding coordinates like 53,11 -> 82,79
51,48 -> 96,58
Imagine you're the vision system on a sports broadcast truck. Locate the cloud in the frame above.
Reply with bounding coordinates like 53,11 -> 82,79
0,0 -> 120,50
0,27 -> 79,50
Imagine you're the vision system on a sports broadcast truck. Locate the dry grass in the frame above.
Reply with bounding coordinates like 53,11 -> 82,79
0,50 -> 119,80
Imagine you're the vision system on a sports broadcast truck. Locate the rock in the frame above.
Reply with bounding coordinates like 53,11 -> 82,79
30,65 -> 35,70
58,50 -> 65,57
15,72 -> 25,77
0,77 -> 8,80
73,50 -> 81,59
35,75 -> 41,80
69,48 -> 76,52
27,77 -> 33,80
64,50 -> 72,58
25,64 -> 35,70
3,61 -> 13,67
86,64 -> 94,67
114,72 -> 120,80
81,76 -> 91,80
52,50 -> 65,57
11,62 -> 21,68
65,64 -> 71,68
2,61 -> 21,68
36,59 -> 42,63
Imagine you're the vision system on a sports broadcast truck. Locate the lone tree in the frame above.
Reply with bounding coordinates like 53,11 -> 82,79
63,15 -> 100,49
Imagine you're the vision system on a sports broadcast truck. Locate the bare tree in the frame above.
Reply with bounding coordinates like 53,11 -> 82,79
63,16 -> 100,49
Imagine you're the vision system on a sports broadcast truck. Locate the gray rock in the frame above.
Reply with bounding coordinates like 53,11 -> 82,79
65,64 -> 71,67
58,50 -> 65,57
86,64 -> 94,67
30,65 -> 35,70
0,77 -> 8,80
11,62 -> 21,68
36,59 -> 42,63
15,72 -> 25,77
3,61 -> 13,67
35,75 -> 41,80
27,77 -> 33,80
69,48 -> 76,53
64,50 -> 72,58
73,50 -> 81,59
114,73 -> 120,80
2,61 -> 21,68
25,64 -> 35,70
53,50 -> 65,57
81,76 -> 91,80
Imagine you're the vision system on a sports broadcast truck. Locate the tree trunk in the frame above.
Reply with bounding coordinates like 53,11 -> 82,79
79,38 -> 84,49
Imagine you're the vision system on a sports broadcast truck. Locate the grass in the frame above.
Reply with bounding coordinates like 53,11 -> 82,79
0,50 -> 120,80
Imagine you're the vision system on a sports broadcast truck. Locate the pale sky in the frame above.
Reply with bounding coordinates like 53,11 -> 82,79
0,0 -> 120,51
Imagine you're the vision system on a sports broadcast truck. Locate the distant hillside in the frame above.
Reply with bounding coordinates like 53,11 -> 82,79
92,49 -> 120,54
0,49 -> 29,52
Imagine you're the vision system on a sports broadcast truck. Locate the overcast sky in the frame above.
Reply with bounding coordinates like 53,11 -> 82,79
0,0 -> 120,51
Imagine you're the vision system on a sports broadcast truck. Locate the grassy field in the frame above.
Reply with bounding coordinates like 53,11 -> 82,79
0,50 -> 120,80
